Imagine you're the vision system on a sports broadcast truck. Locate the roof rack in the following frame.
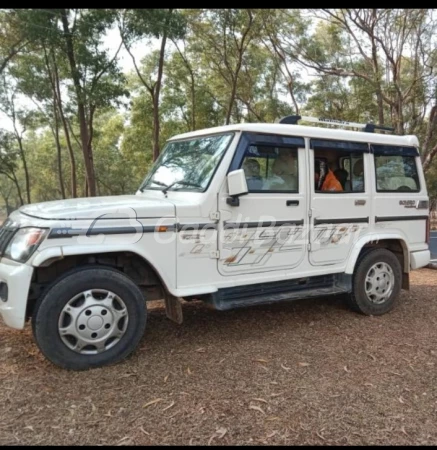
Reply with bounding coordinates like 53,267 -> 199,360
278,115 -> 395,133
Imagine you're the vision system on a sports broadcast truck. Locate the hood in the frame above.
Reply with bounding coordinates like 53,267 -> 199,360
17,195 -> 175,221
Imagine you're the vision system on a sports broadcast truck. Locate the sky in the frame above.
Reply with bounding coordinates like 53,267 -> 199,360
103,26 -> 159,73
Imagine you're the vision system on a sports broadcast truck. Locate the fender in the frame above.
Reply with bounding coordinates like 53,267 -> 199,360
31,243 -> 178,296
32,246 -> 64,267
345,231 -> 410,274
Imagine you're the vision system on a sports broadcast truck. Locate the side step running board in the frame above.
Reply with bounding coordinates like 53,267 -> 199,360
207,274 -> 351,311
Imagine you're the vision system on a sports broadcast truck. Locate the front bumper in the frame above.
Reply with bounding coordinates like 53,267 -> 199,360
0,258 -> 34,329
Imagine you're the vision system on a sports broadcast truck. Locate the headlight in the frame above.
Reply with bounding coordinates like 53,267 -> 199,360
4,227 -> 48,263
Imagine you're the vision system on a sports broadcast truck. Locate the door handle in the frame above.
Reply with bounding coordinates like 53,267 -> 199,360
355,199 -> 366,206
286,200 -> 299,206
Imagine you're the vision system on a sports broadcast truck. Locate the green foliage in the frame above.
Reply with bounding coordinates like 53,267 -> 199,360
0,8 -> 436,212
121,9 -> 186,43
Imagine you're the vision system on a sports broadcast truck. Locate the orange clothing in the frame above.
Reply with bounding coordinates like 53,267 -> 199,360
321,169 -> 343,192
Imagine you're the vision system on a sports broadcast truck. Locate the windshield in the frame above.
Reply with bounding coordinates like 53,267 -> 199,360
140,132 -> 234,193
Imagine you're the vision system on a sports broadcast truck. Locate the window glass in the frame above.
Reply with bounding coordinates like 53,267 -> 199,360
140,133 -> 234,193
240,145 -> 298,192
374,155 -> 420,192
314,151 -> 365,193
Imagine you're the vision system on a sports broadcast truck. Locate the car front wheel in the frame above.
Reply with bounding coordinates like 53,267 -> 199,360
32,266 -> 147,370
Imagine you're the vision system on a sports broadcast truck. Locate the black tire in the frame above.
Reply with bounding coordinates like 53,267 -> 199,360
31,265 -> 147,370
347,248 -> 402,316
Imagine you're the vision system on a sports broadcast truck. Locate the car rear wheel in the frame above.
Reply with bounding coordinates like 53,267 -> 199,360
347,248 -> 402,316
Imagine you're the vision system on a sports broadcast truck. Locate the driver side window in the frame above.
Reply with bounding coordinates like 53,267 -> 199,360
240,145 -> 299,193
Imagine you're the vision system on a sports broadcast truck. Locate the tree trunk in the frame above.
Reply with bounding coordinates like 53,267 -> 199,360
225,75 -> 237,125
190,70 -> 196,130
78,103 -> 97,196
152,11 -> 171,161
422,105 -> 437,173
370,12 -> 385,127
225,53 -> 246,124
44,47 -> 66,200
397,97 -> 405,135
57,98 -> 77,198
224,11 -> 253,125
3,197 -> 10,215
173,40 -> 196,130
15,134 -> 30,204
61,9 -> 97,196
152,94 -> 160,161
53,100 -> 66,199
9,98 -> 31,204
10,171 -> 23,206
52,49 -> 77,198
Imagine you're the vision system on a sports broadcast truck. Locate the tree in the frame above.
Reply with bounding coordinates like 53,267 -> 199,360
0,130 -> 24,205
43,46 -> 77,197
9,49 -> 67,199
0,176 -> 18,215
269,9 -> 437,170
1,7 -> 436,215
236,42 -> 308,122
0,10 -> 28,75
260,9 -> 311,116
190,9 -> 259,125
58,9 -> 126,196
120,8 -> 185,161
0,75 -> 31,203
13,9 -> 128,196
92,109 -> 137,195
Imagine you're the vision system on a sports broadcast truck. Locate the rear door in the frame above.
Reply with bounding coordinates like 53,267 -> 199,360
372,144 -> 429,246
309,139 -> 371,266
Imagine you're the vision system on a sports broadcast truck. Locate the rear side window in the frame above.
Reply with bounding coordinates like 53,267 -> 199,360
372,145 -> 420,192
311,139 -> 369,193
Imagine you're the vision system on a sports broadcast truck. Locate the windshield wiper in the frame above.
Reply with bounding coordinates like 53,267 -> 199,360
140,179 -> 201,195
140,180 -> 169,192
162,180 -> 202,195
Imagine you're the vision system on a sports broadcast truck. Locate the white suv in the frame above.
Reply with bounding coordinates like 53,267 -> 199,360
0,116 -> 431,370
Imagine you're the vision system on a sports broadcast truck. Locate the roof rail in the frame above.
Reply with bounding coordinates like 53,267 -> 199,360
278,115 -> 395,133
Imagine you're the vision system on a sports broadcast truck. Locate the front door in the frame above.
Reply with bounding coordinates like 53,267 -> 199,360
309,139 -> 371,266
218,132 -> 307,276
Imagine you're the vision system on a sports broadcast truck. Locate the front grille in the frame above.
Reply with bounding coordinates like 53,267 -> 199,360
0,223 -> 17,256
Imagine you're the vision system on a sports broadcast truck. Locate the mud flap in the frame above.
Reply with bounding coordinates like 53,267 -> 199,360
402,272 -> 410,290
164,293 -> 183,324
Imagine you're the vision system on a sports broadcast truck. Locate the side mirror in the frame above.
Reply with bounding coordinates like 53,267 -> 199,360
227,169 -> 248,206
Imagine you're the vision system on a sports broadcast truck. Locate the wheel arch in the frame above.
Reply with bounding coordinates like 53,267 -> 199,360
29,249 -> 173,318
345,234 -> 410,275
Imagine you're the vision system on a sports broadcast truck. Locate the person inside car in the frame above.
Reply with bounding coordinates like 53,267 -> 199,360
334,168 -> 349,190
315,159 -> 343,192
352,158 -> 364,191
266,149 -> 298,191
242,158 -> 263,190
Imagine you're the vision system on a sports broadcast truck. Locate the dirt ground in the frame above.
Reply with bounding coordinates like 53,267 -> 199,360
1,269 -> 437,445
